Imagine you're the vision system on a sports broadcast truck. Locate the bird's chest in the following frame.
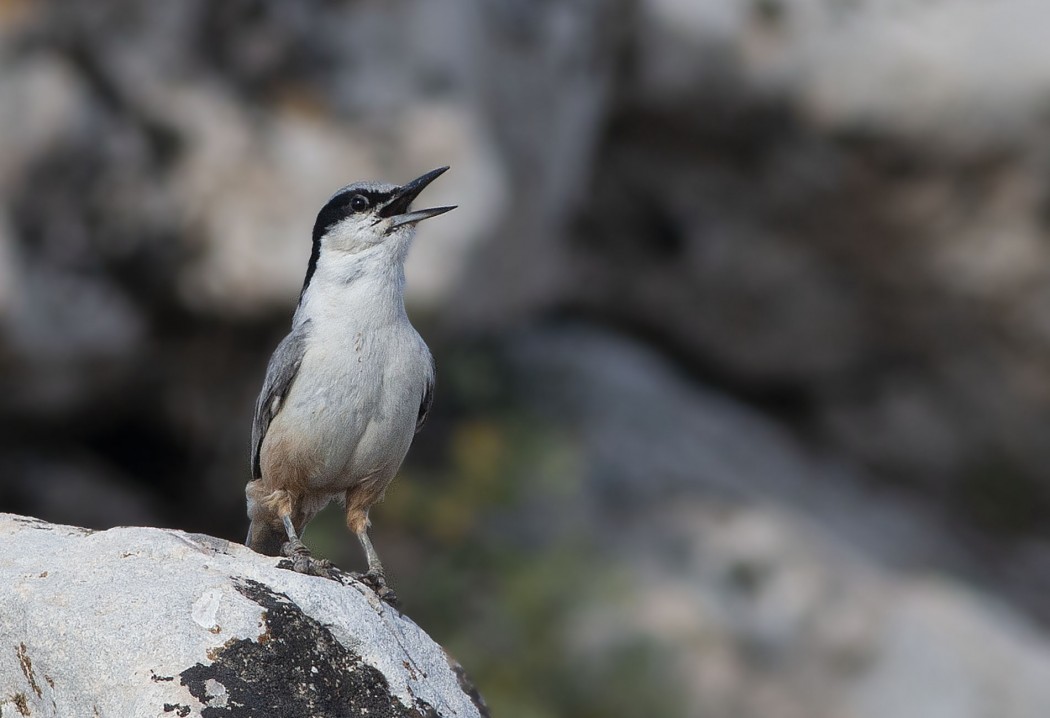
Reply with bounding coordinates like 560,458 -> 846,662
275,321 -> 427,480
295,322 -> 420,420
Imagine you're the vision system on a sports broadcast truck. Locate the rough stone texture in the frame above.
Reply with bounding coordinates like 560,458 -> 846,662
0,514 -> 486,718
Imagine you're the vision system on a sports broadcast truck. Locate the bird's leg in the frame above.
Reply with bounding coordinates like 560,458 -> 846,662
279,514 -> 306,558
272,500 -> 330,577
355,528 -> 398,605
356,528 -> 386,578
346,501 -> 398,605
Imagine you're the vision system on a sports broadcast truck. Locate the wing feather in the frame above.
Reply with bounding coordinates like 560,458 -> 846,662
415,350 -> 435,434
415,374 -> 434,434
250,321 -> 310,479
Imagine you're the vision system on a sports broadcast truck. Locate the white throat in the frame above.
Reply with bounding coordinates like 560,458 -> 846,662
295,238 -> 410,331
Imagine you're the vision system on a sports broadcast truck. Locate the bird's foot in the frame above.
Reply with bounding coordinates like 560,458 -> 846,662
279,539 -> 332,577
353,570 -> 399,607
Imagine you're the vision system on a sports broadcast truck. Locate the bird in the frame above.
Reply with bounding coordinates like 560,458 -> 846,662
244,166 -> 454,602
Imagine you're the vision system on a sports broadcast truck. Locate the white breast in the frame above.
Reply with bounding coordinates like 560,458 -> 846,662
267,245 -> 434,493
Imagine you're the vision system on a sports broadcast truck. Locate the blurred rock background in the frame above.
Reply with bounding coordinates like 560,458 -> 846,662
3,0 -> 1050,716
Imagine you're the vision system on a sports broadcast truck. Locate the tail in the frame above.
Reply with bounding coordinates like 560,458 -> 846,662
245,520 -> 286,557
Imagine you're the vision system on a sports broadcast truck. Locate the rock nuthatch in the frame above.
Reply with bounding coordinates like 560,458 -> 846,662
245,167 -> 454,602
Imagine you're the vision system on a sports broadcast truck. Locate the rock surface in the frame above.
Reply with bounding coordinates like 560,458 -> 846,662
0,513 -> 486,718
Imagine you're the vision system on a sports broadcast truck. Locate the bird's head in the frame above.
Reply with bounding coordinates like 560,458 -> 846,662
301,167 -> 454,297
312,166 -> 454,253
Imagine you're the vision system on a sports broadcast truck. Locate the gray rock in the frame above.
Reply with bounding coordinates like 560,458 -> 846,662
0,513 -> 487,718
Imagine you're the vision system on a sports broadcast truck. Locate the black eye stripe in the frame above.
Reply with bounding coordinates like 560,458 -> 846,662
301,187 -> 397,302
312,190 -> 392,238
337,189 -> 389,210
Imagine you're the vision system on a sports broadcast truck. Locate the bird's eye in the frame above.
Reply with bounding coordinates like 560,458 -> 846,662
349,194 -> 370,212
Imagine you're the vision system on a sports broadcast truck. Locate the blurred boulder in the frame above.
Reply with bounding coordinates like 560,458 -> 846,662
451,0 -> 631,323
0,514 -> 487,718
511,326 -> 1050,718
166,91 -> 506,314
590,501 -> 1050,718
449,0 -> 1050,524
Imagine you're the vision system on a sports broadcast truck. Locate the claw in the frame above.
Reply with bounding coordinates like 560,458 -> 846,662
354,570 -> 400,607
280,539 -> 305,558
279,539 -> 332,577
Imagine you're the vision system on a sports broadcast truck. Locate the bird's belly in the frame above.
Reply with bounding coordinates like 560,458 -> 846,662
263,344 -> 423,493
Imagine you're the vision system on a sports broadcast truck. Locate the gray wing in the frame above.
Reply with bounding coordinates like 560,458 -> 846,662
415,374 -> 434,434
251,321 -> 311,479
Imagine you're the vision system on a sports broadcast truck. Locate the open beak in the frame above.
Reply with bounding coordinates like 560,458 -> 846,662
380,166 -> 456,229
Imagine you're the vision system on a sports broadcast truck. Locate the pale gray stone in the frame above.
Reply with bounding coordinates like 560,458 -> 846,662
0,514 -> 486,718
